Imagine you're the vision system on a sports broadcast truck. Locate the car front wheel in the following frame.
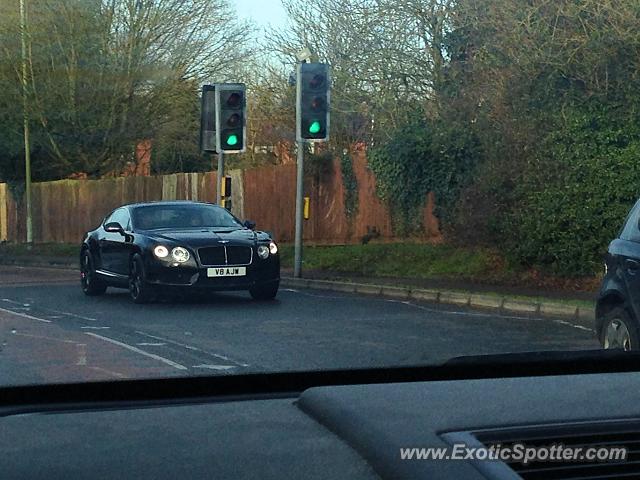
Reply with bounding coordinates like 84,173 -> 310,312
129,255 -> 155,304
81,250 -> 107,296
600,307 -> 640,351
249,281 -> 279,301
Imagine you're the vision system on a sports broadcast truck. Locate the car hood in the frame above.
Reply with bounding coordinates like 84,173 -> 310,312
146,228 -> 259,247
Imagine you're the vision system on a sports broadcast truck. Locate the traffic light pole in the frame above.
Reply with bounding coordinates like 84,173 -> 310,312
294,141 -> 304,278
216,151 -> 224,205
294,61 -> 329,278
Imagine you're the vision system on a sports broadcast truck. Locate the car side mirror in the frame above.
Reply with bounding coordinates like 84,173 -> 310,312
244,220 -> 256,230
104,222 -> 125,235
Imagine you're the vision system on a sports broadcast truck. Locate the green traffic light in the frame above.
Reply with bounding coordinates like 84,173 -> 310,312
226,134 -> 238,146
309,121 -> 321,134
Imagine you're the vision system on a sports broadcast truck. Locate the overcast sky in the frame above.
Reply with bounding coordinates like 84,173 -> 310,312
232,0 -> 287,31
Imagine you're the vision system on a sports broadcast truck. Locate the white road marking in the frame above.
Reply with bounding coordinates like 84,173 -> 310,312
192,364 -> 236,370
387,300 -> 595,332
2,299 -> 28,306
289,290 -> 350,300
76,343 -> 87,366
13,332 -> 78,344
387,299 -> 531,320
80,326 -> 111,330
3,299 -> 99,322
136,342 -> 166,346
553,319 -> 593,332
288,290 -> 595,333
47,309 -> 97,322
0,306 -> 51,323
135,331 -> 250,367
84,332 -> 188,370
135,332 -> 204,351
87,365 -> 126,379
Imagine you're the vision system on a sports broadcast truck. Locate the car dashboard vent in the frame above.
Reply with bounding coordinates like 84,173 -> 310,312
442,420 -> 640,480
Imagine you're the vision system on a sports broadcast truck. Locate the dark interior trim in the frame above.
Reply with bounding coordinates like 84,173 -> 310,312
2,349 -> 640,409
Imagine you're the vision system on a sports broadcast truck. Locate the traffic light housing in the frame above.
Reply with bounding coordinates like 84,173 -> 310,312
199,85 -> 216,153
216,83 -> 246,153
297,63 -> 330,142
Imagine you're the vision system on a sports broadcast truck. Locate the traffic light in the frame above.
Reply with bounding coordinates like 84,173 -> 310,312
199,85 -> 216,153
297,63 -> 330,142
215,83 -> 246,153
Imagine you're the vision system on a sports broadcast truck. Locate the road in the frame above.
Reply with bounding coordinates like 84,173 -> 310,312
0,265 -> 599,386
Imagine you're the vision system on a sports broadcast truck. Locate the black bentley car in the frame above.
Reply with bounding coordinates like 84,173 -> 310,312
80,201 -> 280,303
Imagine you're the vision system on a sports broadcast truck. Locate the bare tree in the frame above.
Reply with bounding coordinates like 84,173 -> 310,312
0,0 -> 255,179
266,0 -> 456,144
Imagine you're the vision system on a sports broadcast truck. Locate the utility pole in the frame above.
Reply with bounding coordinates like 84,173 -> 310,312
20,0 -> 33,245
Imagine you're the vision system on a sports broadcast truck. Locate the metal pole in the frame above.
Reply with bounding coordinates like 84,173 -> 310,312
216,151 -> 224,205
20,0 -> 32,245
293,141 -> 304,278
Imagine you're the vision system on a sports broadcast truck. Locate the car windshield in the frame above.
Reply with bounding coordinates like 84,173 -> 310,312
132,204 -> 242,230
0,0 -> 630,389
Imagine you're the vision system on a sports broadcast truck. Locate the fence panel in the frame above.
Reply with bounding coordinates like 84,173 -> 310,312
2,153 -> 440,244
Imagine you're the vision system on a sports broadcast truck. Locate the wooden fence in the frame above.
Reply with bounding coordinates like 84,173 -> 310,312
0,151 -> 441,244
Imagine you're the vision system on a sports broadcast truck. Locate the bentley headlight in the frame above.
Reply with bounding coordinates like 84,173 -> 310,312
257,245 -> 270,259
269,242 -> 278,255
171,246 -> 190,263
154,245 -> 169,258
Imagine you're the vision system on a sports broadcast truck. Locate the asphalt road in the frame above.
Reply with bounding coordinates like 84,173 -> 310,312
0,265 -> 599,386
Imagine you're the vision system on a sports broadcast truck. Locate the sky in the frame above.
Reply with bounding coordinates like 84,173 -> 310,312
232,0 -> 288,31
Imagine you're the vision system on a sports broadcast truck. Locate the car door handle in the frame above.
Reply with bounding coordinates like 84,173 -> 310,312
626,259 -> 640,274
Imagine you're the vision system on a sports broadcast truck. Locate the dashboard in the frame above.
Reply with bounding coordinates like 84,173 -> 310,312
2,356 -> 640,479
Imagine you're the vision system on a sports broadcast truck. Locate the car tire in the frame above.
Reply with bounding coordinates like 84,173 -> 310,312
129,254 -> 155,304
599,307 -> 640,351
249,281 -> 279,301
80,250 -> 107,296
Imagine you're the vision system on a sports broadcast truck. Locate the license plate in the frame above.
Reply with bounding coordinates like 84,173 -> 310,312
207,267 -> 246,277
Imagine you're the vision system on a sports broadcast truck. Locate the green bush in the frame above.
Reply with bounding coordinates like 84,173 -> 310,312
505,104 -> 640,275
368,114 -> 480,235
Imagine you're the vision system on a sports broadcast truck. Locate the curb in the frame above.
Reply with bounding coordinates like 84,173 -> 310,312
280,277 -> 596,329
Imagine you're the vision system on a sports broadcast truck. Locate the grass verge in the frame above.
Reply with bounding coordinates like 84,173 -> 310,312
278,243 -> 600,294
279,243 -> 498,279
